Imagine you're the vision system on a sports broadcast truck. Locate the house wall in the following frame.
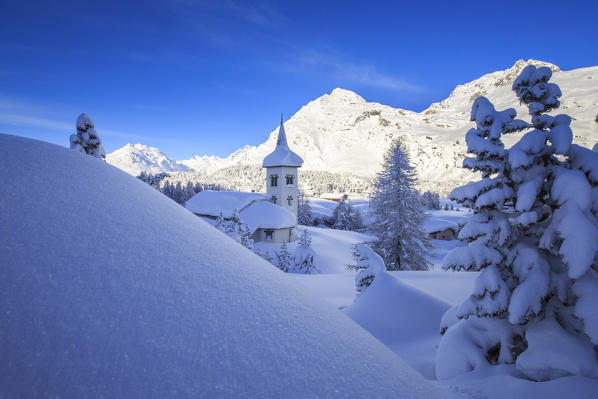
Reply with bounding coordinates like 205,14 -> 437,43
429,228 -> 455,241
254,227 -> 294,243
265,166 -> 299,217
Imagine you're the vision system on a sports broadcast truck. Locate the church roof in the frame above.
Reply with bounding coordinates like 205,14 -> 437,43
262,116 -> 304,168
185,190 -> 267,218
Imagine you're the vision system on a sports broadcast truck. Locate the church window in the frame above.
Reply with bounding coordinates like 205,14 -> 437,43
270,174 -> 278,187
287,195 -> 293,206
286,174 -> 294,185
271,195 -> 277,204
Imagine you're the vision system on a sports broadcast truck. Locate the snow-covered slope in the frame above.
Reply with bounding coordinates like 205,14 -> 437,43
0,133 -> 442,398
106,143 -> 188,175
177,59 -> 598,194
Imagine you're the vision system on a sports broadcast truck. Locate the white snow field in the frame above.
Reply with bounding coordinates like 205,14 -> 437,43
0,134 -> 444,398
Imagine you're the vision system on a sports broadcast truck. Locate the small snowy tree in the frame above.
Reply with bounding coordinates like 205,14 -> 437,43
437,65 -> 598,381
274,242 -> 293,273
331,196 -> 361,231
369,138 -> 430,270
69,113 -> 106,160
421,191 -> 441,210
297,191 -> 313,226
214,212 -> 226,233
293,230 -> 317,274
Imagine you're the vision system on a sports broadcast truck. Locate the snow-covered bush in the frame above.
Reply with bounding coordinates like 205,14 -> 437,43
69,113 -> 106,160
437,65 -> 598,381
346,243 -> 385,296
369,138 -> 430,270
293,230 -> 317,274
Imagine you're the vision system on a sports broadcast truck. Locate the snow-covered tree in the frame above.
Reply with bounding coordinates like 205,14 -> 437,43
214,212 -> 226,233
69,113 -> 106,160
297,191 -> 313,226
331,196 -> 362,231
421,191 -> 441,209
437,65 -> 598,381
293,230 -> 317,274
274,242 -> 293,273
369,138 -> 430,270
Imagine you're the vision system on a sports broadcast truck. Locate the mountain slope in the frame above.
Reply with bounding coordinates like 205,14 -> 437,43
180,59 -> 598,194
108,60 -> 598,194
106,143 -> 188,175
0,133 -> 442,398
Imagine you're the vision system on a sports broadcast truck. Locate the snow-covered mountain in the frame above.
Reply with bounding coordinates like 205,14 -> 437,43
106,143 -> 188,175
109,60 -> 598,194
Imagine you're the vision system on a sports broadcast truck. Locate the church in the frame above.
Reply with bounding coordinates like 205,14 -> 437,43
185,116 -> 303,243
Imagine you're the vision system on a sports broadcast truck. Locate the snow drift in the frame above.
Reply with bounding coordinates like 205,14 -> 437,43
0,134 -> 442,398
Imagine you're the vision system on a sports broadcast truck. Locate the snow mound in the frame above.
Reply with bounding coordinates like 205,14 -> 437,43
0,134 -> 442,398
345,272 -> 452,379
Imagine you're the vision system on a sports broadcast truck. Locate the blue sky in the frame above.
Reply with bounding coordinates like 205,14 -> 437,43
1,0 -> 597,159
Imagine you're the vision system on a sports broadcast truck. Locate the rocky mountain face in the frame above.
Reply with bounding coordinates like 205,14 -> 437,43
109,60 -> 598,194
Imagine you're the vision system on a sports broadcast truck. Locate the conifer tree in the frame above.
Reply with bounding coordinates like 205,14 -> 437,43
293,230 -> 316,274
437,65 -> 598,381
369,138 -> 430,270
297,191 -> 312,226
274,242 -> 293,272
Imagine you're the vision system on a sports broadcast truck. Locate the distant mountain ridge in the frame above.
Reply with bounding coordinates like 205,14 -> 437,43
107,60 -> 598,194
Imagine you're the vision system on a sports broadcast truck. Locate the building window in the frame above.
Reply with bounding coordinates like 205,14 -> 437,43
265,230 -> 273,241
287,195 -> 293,206
286,174 -> 294,185
270,174 -> 278,187
271,195 -> 277,204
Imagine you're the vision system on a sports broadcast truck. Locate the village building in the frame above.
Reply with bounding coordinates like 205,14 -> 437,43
423,218 -> 459,241
185,116 -> 303,243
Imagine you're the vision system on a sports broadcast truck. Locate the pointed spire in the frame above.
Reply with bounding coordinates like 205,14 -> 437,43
263,115 -> 304,168
276,114 -> 289,148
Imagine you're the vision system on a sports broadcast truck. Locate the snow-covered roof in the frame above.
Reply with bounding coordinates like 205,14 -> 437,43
240,200 -> 296,234
1,133 -> 441,398
262,117 -> 304,168
185,190 -> 267,218
422,218 -> 459,233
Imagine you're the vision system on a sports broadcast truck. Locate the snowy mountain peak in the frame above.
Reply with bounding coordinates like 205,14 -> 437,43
106,143 -> 188,175
328,88 -> 366,102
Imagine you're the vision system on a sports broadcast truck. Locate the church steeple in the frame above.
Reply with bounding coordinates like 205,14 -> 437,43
262,115 -> 303,168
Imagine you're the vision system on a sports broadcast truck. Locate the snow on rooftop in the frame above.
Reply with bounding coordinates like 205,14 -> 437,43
262,118 -> 304,168
422,218 -> 459,234
0,133 -> 442,398
185,189 -> 267,218
239,200 -> 296,234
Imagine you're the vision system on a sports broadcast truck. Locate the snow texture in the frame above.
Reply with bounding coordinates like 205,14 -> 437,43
0,134 -> 442,398
185,190 -> 267,217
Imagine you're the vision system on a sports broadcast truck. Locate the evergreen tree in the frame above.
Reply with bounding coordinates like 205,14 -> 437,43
369,138 -> 430,270
293,230 -> 316,274
69,113 -> 106,160
421,191 -> 441,209
274,242 -> 293,273
331,196 -> 361,230
297,191 -> 313,226
437,65 -> 598,381
214,212 -> 226,233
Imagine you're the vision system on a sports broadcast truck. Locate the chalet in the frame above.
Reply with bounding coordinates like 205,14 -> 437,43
423,219 -> 459,241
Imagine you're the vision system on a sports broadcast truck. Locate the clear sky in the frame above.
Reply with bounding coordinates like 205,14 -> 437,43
1,0 -> 597,159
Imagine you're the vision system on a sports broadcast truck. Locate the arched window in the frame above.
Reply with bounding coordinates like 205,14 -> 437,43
270,174 -> 278,187
271,195 -> 277,204
285,174 -> 294,186
287,195 -> 293,206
